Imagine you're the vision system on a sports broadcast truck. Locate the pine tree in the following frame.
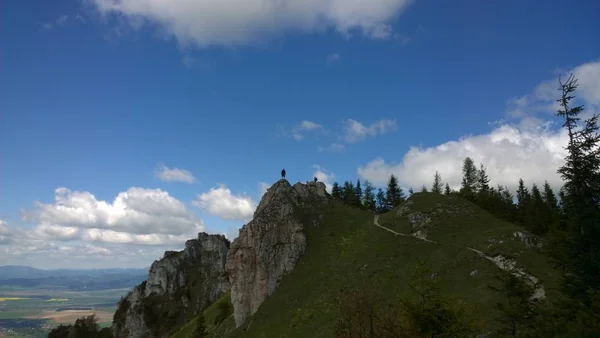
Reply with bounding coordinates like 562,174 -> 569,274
355,179 -> 363,207
363,180 -> 376,213
516,179 -> 531,226
542,181 -> 561,231
376,188 -> 388,213
553,74 -> 600,304
331,182 -> 341,199
421,185 -> 428,193
477,164 -> 490,194
530,184 -> 549,234
432,171 -> 443,194
342,181 -> 357,206
444,183 -> 451,195
460,157 -> 478,200
385,174 -> 405,209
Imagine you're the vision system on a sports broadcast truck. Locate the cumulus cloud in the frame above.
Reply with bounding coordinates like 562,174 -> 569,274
155,164 -> 197,183
259,182 -> 271,198
507,60 -> 600,120
193,185 -> 257,221
344,119 -> 397,143
22,187 -> 203,236
313,165 -> 335,192
291,120 -> 324,140
91,0 -> 414,47
358,124 -> 569,192
357,60 -> 600,194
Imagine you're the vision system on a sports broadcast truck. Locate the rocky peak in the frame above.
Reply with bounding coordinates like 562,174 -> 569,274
113,233 -> 230,338
227,179 -> 329,327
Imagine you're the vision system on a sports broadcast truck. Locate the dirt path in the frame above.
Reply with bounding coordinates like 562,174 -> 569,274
372,215 -> 545,300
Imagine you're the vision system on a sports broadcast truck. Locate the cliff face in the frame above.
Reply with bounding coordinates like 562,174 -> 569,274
112,233 -> 230,338
226,179 -> 330,327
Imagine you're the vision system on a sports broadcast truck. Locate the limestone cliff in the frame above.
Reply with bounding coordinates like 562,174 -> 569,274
226,179 -> 330,327
112,233 -> 230,338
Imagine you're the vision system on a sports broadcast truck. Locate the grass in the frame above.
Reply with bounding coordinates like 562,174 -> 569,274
45,298 -> 69,302
201,193 -> 561,337
170,293 -> 234,338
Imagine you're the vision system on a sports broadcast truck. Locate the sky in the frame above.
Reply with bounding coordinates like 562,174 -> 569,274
0,0 -> 599,269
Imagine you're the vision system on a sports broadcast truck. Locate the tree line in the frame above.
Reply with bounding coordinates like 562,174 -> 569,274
333,74 -> 599,336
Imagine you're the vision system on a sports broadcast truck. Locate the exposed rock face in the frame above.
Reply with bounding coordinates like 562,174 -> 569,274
227,179 -> 329,327
113,233 -> 230,338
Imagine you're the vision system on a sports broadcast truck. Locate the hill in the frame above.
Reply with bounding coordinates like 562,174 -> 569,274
172,191 -> 559,337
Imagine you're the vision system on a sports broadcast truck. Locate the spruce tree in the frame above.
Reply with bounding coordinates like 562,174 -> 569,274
376,188 -> 388,213
363,180 -> 376,213
516,179 -> 531,226
554,74 -> 600,304
542,181 -> 561,231
355,179 -> 363,207
342,181 -> 357,206
331,182 -> 341,199
421,184 -> 428,193
460,157 -> 478,200
385,174 -> 405,209
530,184 -> 549,234
477,164 -> 490,193
432,171 -> 443,194
444,183 -> 451,195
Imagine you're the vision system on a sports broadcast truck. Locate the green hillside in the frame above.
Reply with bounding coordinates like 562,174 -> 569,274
177,192 -> 560,337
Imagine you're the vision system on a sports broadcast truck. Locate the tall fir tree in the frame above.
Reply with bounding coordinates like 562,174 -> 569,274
331,182 -> 341,199
444,183 -> 451,195
432,171 -> 443,194
529,184 -> 549,234
542,181 -> 561,231
460,157 -> 478,200
363,180 -> 376,213
355,179 -> 363,207
376,188 -> 388,213
477,164 -> 491,193
342,181 -> 357,206
553,74 -> 600,305
385,174 -> 405,209
516,179 -> 531,226
421,184 -> 428,193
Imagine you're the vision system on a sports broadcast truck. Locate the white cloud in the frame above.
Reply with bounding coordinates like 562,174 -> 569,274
292,120 -> 324,140
193,185 -> 257,221
358,123 -> 569,192
343,119 -> 397,143
155,164 -> 197,183
39,23 -> 53,30
259,182 -> 270,198
327,53 -> 341,63
313,165 -> 335,192
57,15 -> 68,25
507,60 -> 600,120
318,143 -> 345,152
22,187 -> 203,236
91,0 -> 414,47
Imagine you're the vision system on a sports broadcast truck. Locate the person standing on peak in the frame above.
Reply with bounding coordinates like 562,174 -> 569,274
281,168 -> 286,179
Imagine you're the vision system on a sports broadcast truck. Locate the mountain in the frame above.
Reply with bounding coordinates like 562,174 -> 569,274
113,179 -> 560,338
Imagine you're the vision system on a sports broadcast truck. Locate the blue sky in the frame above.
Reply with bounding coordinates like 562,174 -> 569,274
1,0 -> 599,268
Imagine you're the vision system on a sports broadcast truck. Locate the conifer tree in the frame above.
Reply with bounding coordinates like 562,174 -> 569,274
385,174 -> 405,209
542,181 -> 561,231
421,185 -> 428,193
530,184 -> 549,234
516,179 -> 531,225
553,74 -> 600,303
331,182 -> 341,199
192,315 -> 207,337
460,157 -> 478,200
355,179 -> 363,207
477,164 -> 490,194
363,180 -> 376,213
444,183 -> 451,195
432,171 -> 443,194
342,181 -> 357,206
376,188 -> 388,213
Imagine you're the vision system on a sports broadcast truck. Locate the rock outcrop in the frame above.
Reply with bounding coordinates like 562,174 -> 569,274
226,179 -> 329,327
113,233 -> 230,338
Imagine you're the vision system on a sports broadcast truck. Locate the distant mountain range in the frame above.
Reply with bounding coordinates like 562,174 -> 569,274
0,265 -> 149,291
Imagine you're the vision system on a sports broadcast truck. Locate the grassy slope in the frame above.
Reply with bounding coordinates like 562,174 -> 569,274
199,193 -> 559,337
170,293 -> 234,338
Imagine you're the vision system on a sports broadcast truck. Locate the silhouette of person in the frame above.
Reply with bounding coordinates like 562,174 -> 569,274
314,177 -> 317,182
281,168 -> 286,179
